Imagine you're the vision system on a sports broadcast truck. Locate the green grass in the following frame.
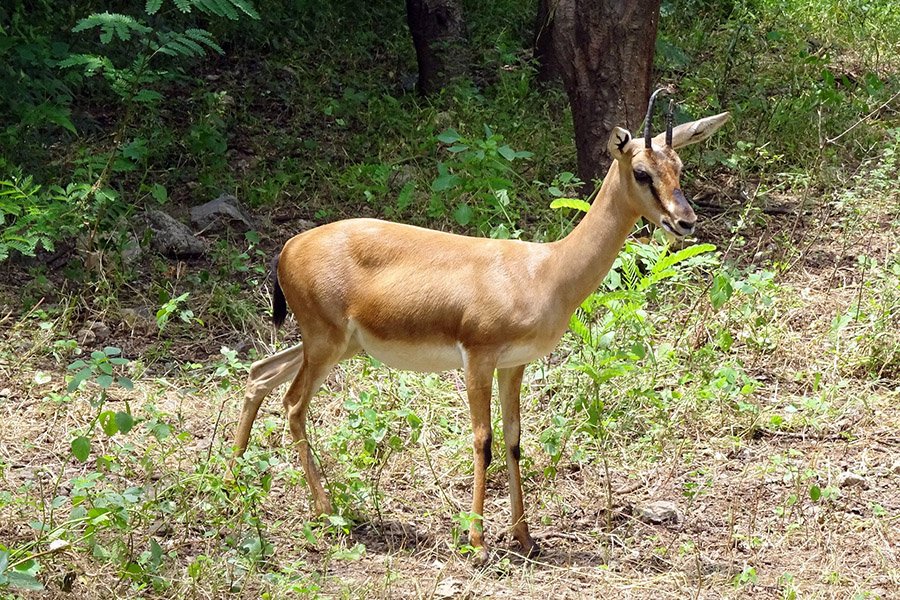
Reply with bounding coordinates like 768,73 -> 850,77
2,0 -> 900,597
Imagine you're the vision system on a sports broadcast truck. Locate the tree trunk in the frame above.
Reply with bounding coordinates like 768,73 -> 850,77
406,0 -> 468,95
534,0 -> 561,83
538,0 -> 661,186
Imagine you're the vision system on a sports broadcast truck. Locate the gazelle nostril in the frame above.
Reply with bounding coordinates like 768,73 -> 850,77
676,219 -> 695,231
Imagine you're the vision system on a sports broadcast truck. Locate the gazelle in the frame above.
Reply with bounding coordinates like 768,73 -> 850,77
232,91 -> 729,560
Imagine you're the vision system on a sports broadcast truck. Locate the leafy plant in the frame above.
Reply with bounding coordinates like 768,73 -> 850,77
430,126 -> 532,238
0,175 -> 88,261
67,346 -> 135,462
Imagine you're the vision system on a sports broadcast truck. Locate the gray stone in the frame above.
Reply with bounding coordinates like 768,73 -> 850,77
837,471 -> 868,489
142,210 -> 205,258
76,328 -> 95,345
388,165 -> 417,192
636,500 -> 684,526
120,308 -> 155,335
190,194 -> 255,233
121,232 -> 143,266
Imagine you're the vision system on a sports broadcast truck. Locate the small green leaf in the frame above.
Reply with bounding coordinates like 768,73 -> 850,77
68,367 -> 93,392
149,182 -> 168,203
149,538 -> 163,567
710,272 -> 734,309
550,198 -> 592,213
302,522 -> 318,544
96,374 -> 114,389
115,411 -> 134,434
809,485 -> 821,501
99,410 -> 118,435
436,128 -> 460,144
8,570 -> 44,591
117,377 -> 134,390
71,436 -> 91,462
103,346 -> 121,356
431,173 -> 460,192
452,203 -> 473,226
133,89 -> 162,103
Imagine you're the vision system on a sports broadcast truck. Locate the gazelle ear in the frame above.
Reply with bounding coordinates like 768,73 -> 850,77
654,112 -> 730,149
607,127 -> 633,161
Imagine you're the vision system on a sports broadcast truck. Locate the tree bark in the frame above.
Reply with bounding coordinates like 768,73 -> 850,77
537,0 -> 661,185
406,0 -> 468,95
534,0 -> 561,83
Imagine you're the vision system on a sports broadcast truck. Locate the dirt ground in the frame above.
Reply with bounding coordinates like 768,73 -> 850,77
1,182 -> 899,599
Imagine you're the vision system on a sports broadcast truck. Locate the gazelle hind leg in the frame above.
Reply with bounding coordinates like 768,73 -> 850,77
283,336 -> 355,516
233,343 -> 305,456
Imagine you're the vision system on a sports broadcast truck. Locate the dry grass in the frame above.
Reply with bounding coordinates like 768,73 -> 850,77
2,162 -> 900,599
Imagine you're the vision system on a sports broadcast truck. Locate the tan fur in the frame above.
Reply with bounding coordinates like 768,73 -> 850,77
232,112 -> 730,560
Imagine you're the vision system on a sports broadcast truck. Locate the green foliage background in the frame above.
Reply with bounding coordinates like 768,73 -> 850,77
0,0 -> 898,596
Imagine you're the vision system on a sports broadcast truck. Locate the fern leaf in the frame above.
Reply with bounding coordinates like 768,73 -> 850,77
145,0 -> 163,15
195,0 -> 235,19
184,28 -> 224,54
227,0 -> 259,19
57,54 -> 109,76
73,13 -> 151,44
173,0 -> 193,12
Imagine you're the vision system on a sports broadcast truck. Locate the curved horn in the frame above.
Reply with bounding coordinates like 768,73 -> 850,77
665,99 -> 675,147
644,88 -> 667,149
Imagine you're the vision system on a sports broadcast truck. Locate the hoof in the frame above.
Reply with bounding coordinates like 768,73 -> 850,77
513,530 -> 541,559
470,545 -> 491,566
521,540 -> 541,558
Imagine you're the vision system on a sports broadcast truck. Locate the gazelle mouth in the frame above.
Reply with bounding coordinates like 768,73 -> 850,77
660,217 -> 694,238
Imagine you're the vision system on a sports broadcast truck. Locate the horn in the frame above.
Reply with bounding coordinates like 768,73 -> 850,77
665,99 -> 674,147
644,87 -> 667,149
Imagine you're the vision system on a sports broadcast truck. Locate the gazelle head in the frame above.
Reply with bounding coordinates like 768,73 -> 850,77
607,89 -> 730,237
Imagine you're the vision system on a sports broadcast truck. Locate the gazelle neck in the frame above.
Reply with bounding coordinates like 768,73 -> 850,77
549,161 -> 640,314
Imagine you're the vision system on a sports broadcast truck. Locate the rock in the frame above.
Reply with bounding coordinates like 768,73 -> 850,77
294,219 -> 318,233
76,328 -> 96,345
142,210 -> 205,258
88,321 -> 110,343
120,308 -> 155,335
388,165 -> 417,192
636,500 -> 684,526
837,471 -> 868,489
76,321 -> 109,346
190,194 -> 255,233
121,231 -> 143,266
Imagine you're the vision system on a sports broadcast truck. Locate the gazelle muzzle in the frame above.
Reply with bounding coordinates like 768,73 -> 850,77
660,188 -> 697,236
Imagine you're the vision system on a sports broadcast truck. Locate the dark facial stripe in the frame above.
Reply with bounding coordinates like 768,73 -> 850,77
649,183 -> 665,209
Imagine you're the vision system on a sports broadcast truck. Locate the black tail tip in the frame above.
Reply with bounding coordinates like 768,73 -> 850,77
271,256 -> 287,329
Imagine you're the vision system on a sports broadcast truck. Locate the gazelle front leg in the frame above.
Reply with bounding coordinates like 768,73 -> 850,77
498,365 -> 539,556
464,352 -> 496,562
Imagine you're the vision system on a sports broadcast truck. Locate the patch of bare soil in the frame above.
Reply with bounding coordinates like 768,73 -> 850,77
1,180 -> 898,599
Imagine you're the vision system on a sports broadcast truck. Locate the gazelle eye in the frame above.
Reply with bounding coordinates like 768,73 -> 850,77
633,169 -> 652,185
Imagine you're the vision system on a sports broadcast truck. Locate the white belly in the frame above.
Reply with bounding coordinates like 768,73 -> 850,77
498,339 -> 557,368
350,322 -> 559,373
354,327 -> 464,372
